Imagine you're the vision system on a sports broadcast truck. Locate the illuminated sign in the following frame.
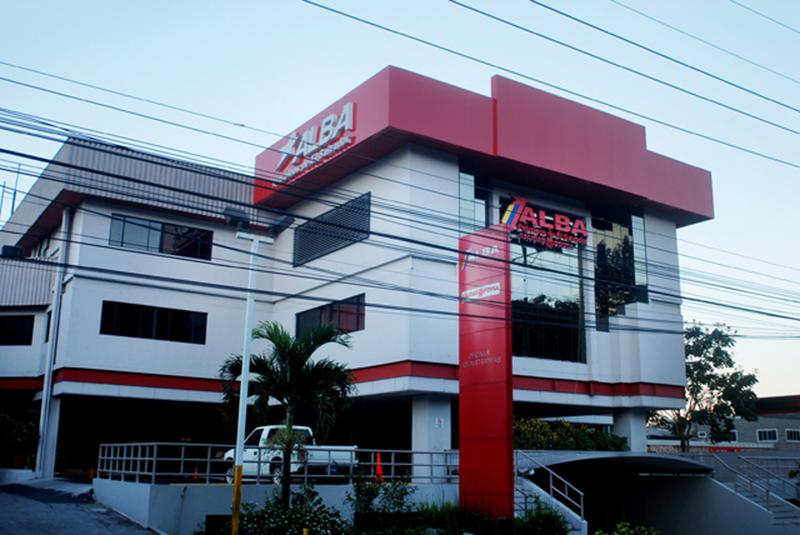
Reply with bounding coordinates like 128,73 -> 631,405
501,197 -> 588,250
274,102 -> 356,182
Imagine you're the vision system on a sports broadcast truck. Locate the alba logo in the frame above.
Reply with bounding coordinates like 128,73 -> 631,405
501,197 -> 588,249
461,244 -> 500,271
275,102 -> 356,181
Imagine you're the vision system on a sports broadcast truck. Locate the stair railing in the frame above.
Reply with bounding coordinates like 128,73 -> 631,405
514,450 -> 584,519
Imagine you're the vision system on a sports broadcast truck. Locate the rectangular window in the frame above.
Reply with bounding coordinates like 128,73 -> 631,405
295,294 -> 365,339
100,301 -> 207,344
786,429 -> 800,442
45,311 -> 52,343
0,315 -> 34,346
729,430 -> 738,442
458,167 -> 487,235
109,214 -> 212,260
593,212 -> 648,325
293,193 -> 371,266
757,429 -> 778,442
503,198 -> 585,363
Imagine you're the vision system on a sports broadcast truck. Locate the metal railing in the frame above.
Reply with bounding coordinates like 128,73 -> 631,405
97,442 -> 459,485
514,450 -> 584,519
708,454 -> 800,523
738,456 -> 800,501
741,456 -> 800,481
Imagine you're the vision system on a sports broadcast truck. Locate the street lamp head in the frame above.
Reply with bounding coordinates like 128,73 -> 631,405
268,215 -> 294,238
1,245 -> 23,259
223,207 -> 250,231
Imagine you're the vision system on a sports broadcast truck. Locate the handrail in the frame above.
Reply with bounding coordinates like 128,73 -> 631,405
97,442 -> 458,485
514,450 -> 584,519
711,454 -> 800,519
737,456 -> 800,500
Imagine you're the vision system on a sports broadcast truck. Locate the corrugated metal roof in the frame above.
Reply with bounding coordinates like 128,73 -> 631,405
0,258 -> 54,307
0,137 -> 274,250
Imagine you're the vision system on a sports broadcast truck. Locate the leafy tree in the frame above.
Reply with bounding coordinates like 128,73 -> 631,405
650,324 -> 758,452
220,321 -> 354,506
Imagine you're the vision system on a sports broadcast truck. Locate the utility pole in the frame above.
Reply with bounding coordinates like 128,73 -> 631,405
11,163 -> 20,215
230,230 -> 273,535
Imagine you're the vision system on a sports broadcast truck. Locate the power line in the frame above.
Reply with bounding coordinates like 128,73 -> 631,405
728,0 -> 800,36
608,0 -> 800,87
4,143 -> 800,328
300,0 -> 799,169
6,101 -> 800,286
7,110 -> 800,317
523,0 -> 800,115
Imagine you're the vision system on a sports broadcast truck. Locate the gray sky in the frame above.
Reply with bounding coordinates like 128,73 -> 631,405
1,0 -> 798,395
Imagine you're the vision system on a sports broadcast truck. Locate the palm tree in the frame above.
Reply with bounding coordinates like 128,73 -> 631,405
220,321 -> 354,506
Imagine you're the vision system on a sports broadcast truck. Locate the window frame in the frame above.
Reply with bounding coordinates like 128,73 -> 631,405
109,213 -> 213,261
0,314 -> 35,346
786,429 -> 800,443
99,300 -> 208,345
295,294 -> 366,339
756,428 -> 779,443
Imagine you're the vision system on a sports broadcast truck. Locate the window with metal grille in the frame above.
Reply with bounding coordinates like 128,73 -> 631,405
757,429 -> 778,442
100,301 -> 207,344
786,429 -> 800,442
293,193 -> 370,266
296,294 -> 365,339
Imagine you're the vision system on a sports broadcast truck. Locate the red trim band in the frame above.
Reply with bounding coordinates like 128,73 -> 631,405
20,363 -> 683,399
0,377 -> 44,390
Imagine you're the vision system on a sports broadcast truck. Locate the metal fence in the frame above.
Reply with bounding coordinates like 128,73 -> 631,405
97,442 -> 459,485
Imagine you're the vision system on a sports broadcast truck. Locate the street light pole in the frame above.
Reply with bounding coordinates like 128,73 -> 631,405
231,231 -> 273,535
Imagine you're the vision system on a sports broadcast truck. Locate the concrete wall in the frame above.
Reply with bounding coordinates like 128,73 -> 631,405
94,479 -> 458,535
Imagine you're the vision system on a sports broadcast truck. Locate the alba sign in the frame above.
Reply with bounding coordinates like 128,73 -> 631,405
274,102 -> 356,182
501,197 -> 588,250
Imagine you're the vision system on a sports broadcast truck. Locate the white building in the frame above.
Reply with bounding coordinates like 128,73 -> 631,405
0,67 -> 713,477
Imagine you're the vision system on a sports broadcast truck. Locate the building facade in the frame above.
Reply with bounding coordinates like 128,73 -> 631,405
0,67 -> 713,476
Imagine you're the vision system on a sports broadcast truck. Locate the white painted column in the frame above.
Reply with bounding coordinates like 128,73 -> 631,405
41,396 -> 61,478
412,396 -> 452,481
613,408 -> 648,453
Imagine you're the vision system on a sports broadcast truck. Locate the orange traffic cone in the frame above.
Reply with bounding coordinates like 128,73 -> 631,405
375,452 -> 384,483
193,464 -> 199,481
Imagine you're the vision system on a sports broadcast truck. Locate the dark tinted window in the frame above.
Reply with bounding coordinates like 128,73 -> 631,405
100,301 -> 207,344
0,315 -> 34,346
296,294 -> 365,339
293,193 -> 370,266
592,214 -> 648,325
110,214 -> 212,260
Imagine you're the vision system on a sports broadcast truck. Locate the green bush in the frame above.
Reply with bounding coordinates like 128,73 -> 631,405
347,478 -> 416,514
514,417 -> 627,451
594,522 -> 660,535
239,485 -> 348,535
515,496 -> 570,535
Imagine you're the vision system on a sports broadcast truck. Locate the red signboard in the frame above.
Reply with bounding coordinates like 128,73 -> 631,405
459,224 -> 514,518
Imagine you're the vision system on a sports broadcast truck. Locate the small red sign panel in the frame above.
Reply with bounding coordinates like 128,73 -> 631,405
459,224 -> 514,518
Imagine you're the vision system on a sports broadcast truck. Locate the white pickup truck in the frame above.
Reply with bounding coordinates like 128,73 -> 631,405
223,425 -> 357,482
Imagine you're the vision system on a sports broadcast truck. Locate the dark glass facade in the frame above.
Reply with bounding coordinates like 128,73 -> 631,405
296,294 -> 365,338
109,214 -> 212,260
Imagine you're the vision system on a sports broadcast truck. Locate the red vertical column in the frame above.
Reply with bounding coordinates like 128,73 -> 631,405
458,224 -> 513,518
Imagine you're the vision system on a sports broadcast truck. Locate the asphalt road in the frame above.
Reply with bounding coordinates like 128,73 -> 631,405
0,484 -> 152,535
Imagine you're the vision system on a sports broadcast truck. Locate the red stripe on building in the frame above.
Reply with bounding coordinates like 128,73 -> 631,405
53,369 -> 222,392
39,363 -> 683,399
0,377 -> 43,390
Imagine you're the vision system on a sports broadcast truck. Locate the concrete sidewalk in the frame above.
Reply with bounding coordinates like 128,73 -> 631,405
0,480 -> 152,535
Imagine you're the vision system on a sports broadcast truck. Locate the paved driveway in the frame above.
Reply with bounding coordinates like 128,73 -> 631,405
0,484 -> 152,535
